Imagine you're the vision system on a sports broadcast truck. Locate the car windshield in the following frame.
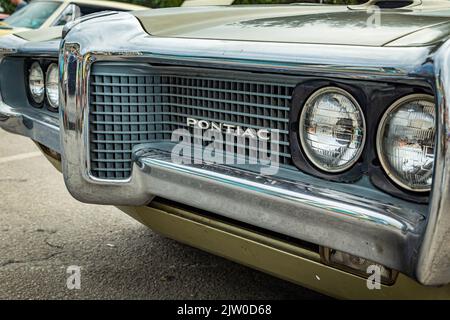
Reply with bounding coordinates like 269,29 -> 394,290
2,1 -> 61,29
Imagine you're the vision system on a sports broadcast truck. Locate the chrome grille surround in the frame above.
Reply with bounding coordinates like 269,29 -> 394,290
89,63 -> 297,180
58,11 -> 441,284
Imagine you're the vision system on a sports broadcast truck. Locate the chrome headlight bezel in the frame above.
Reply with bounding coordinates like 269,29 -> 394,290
45,63 -> 59,110
376,94 -> 435,192
28,61 -> 45,105
299,86 -> 366,173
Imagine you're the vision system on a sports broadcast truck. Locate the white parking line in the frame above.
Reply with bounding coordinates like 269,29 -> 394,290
0,151 -> 42,164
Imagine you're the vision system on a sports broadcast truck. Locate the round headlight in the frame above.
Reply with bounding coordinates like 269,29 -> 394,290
376,94 -> 435,192
28,62 -> 45,104
45,63 -> 59,109
299,87 -> 366,173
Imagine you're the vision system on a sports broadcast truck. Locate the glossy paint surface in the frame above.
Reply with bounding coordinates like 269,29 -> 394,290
134,2 -> 450,46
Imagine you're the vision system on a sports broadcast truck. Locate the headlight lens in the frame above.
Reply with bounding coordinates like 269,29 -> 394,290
45,63 -> 59,109
377,94 -> 435,192
299,87 -> 366,173
28,62 -> 45,104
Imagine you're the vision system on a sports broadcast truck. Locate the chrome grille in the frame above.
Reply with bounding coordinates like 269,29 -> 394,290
89,63 -> 296,180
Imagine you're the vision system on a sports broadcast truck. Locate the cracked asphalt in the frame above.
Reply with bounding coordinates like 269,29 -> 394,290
0,128 -> 327,300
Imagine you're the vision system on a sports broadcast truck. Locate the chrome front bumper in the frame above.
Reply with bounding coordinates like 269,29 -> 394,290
1,11 -> 449,285
134,144 -> 425,274
0,102 -> 60,153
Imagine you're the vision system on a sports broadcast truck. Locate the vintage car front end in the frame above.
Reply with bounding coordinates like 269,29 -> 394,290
2,2 -> 450,298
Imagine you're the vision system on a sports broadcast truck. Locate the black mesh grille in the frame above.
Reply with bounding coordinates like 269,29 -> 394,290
89,63 -> 296,180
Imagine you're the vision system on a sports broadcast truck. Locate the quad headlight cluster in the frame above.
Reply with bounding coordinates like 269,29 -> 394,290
28,61 -> 59,110
298,87 -> 435,193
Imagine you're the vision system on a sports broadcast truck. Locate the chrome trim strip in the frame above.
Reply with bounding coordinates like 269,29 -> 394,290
417,40 -> 450,286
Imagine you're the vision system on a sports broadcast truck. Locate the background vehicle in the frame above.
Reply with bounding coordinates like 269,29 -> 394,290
182,0 -> 234,6
0,0 -> 146,37
0,4 -> 9,21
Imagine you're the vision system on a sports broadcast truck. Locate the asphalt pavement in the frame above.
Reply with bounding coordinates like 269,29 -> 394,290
0,128 -> 327,299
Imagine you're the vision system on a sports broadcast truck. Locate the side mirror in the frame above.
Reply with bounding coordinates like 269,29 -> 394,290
54,4 -> 81,26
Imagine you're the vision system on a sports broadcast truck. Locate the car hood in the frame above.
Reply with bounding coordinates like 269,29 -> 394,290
133,3 -> 450,47
0,26 -> 29,37
13,26 -> 63,42
0,26 -> 63,57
